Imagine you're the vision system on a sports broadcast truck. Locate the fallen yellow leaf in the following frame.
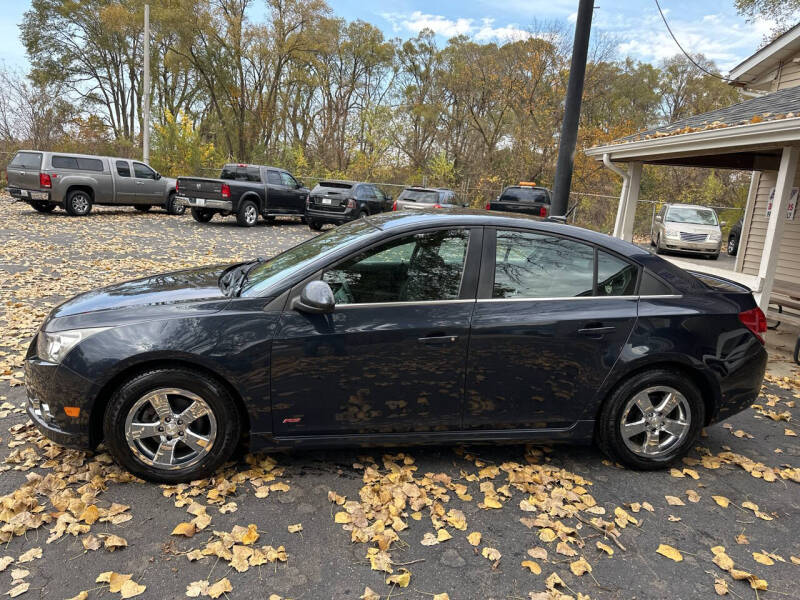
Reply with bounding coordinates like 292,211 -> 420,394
385,568 -> 411,588
467,532 -> 481,546
753,552 -> 774,566
712,496 -> 730,508
656,544 -> 683,562
119,580 -> 146,599
521,560 -> 541,574
569,557 -> 592,576
171,522 -> 196,538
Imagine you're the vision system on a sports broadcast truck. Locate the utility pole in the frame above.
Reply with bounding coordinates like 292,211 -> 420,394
550,0 -> 594,217
142,4 -> 151,164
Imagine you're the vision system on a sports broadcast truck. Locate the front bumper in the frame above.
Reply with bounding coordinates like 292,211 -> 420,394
306,206 -> 356,225
662,238 -> 721,254
8,187 -> 51,202
177,196 -> 233,211
24,356 -> 95,449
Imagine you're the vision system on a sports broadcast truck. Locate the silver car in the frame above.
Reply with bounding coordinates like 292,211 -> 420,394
6,150 -> 180,216
651,204 -> 722,259
393,187 -> 465,210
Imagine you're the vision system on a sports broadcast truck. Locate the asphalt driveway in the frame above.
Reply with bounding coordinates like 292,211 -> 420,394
0,199 -> 797,600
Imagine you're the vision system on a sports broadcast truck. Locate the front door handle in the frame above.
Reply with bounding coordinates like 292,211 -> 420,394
418,335 -> 458,345
577,325 -> 616,337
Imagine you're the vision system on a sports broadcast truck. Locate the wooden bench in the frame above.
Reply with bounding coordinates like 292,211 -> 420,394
766,279 -> 800,364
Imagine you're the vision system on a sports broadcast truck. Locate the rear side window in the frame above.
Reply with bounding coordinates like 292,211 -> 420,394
9,152 -> 42,169
493,231 -> 594,298
116,161 -> 131,177
52,155 -> 79,169
500,187 -> 549,204
78,158 -> 104,171
596,251 -> 637,296
640,271 -> 674,295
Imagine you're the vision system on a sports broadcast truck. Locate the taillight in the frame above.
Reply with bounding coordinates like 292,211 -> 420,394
485,201 -> 491,210
392,201 -> 397,211
433,203 -> 443,209
175,180 -> 179,194
346,199 -> 356,209
539,205 -> 547,217
738,307 -> 767,344
40,173 -> 52,188
221,184 -> 231,199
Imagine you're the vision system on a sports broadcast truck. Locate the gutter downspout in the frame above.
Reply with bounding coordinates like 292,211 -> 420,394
603,153 -> 629,238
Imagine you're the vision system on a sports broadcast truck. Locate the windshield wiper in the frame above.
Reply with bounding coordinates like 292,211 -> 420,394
219,258 -> 263,296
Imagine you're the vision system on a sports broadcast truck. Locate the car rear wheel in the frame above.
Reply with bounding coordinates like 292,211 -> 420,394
103,368 -> 242,483
65,190 -> 93,216
237,200 -> 258,227
31,201 -> 56,213
596,369 -> 704,470
191,207 -> 214,223
654,233 -> 665,255
308,221 -> 322,231
166,193 -> 185,216
134,205 -> 151,212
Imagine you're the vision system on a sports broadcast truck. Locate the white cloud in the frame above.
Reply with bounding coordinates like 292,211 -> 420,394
382,11 -> 532,43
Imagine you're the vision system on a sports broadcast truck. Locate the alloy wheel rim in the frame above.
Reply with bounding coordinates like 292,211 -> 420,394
619,385 -> 691,458
124,388 -> 217,471
245,205 -> 257,224
73,194 -> 89,213
728,238 -> 735,253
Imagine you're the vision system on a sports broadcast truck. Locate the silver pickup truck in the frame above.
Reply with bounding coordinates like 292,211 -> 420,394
5,150 -> 180,216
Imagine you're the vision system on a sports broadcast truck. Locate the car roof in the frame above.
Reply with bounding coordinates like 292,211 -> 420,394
665,204 -> 717,211
315,179 -> 362,185
365,209 -> 649,256
223,163 -> 284,171
503,185 -> 552,192
404,186 -> 451,192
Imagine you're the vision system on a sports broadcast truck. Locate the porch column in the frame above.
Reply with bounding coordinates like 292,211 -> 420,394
755,146 -> 799,311
620,162 -> 642,242
612,170 -> 630,238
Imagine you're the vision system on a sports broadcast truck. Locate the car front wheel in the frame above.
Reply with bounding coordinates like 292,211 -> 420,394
166,193 -> 186,216
103,368 -> 242,483
596,369 -> 704,470
727,235 -> 738,256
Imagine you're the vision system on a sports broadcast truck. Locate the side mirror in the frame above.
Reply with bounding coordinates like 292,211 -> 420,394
655,215 -> 662,222
296,180 -> 303,189
721,221 -> 727,227
155,172 -> 162,180
293,280 -> 335,314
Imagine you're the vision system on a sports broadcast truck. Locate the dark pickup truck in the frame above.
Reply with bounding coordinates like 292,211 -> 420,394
486,183 -> 552,218
176,164 -> 309,227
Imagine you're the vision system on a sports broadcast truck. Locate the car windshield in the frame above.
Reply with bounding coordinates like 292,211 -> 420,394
399,189 -> 440,204
666,207 -> 718,225
240,219 -> 376,296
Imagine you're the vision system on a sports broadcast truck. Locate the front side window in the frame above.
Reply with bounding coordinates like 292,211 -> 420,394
116,160 -> 131,177
280,172 -> 297,187
322,229 -> 470,305
493,231 -> 594,298
133,162 -> 156,179
267,170 -> 282,185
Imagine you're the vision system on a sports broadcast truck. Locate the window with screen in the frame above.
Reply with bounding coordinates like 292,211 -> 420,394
322,229 -> 470,304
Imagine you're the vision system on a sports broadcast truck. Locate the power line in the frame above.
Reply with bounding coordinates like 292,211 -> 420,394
653,0 -> 736,82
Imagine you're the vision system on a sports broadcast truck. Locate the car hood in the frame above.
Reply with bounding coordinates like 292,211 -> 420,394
49,265 -> 229,321
665,221 -> 720,233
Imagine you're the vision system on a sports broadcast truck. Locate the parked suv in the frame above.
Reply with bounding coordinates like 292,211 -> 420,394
176,164 -> 309,227
486,183 -> 551,217
6,150 -> 180,216
392,187 -> 465,210
651,204 -> 722,259
306,180 -> 392,230
727,218 -> 743,256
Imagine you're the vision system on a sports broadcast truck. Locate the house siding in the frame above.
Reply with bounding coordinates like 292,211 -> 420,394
774,59 -> 800,91
740,168 -> 800,286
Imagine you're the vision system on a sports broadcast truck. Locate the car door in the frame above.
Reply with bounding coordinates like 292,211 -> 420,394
266,169 -> 289,211
114,160 -> 138,204
132,162 -> 161,204
279,171 -> 305,213
464,228 -> 638,430
270,227 -> 482,435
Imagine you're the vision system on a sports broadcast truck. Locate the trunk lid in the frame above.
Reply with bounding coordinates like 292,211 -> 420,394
310,181 -> 353,212
177,177 -> 226,200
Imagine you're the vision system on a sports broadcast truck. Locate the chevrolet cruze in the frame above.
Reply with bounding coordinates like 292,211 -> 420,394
25,211 -> 768,482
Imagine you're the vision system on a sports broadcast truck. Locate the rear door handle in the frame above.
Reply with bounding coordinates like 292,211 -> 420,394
577,326 -> 616,336
418,335 -> 459,345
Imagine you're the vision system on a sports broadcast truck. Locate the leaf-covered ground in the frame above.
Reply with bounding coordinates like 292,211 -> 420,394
0,199 -> 798,600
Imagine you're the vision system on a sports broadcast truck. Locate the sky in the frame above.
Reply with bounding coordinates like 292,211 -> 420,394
0,0 -> 784,74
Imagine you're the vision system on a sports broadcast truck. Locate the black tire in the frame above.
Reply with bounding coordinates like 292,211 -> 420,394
300,216 -> 307,225
191,207 -> 214,223
166,193 -> 186,216
727,235 -> 738,256
31,201 -> 56,213
708,252 -> 720,260
65,189 -> 93,216
308,221 -> 323,231
654,234 -> 664,255
134,205 -> 151,212
596,368 -> 705,470
237,200 -> 258,227
103,368 -> 242,483
358,209 -> 369,219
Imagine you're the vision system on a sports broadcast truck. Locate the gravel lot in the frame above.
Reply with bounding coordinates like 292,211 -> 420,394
0,199 -> 797,600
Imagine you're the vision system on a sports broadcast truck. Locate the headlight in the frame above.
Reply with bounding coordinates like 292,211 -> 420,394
665,227 -> 680,239
36,327 -> 109,363
709,231 -> 722,242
